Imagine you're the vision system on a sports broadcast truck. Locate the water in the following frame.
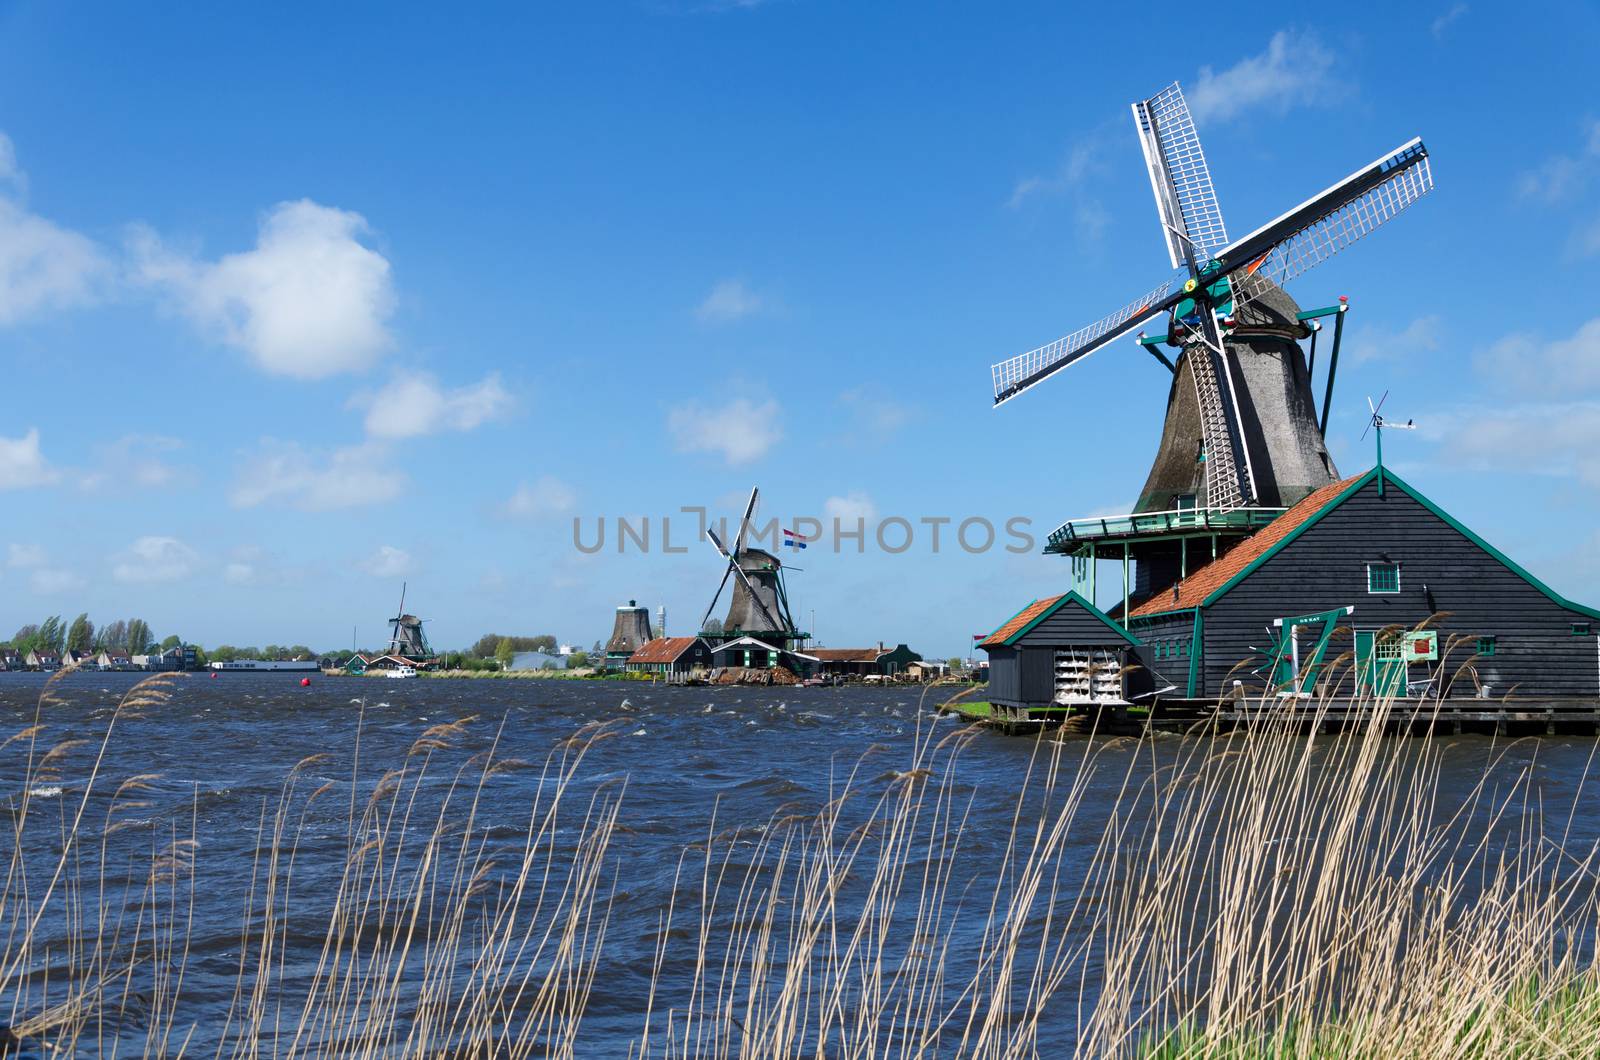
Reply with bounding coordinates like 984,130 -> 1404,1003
0,672 -> 1595,1054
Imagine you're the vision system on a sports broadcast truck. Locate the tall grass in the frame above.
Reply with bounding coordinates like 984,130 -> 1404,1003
0,659 -> 1597,1056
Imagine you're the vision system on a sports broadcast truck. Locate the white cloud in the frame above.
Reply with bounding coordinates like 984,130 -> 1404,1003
1515,120 -> 1600,205
112,535 -> 199,583
824,491 -> 877,526
224,562 -> 255,584
1008,140 -> 1101,209
696,279 -> 766,323
230,439 -> 405,511
132,199 -> 394,379
30,568 -> 84,595
1188,30 -> 1339,123
8,543 -> 45,568
81,434 -> 188,491
0,200 -> 106,324
1476,317 -> 1600,397
1348,315 -> 1442,363
1431,3 -> 1468,38
668,396 -> 782,465
504,475 -> 577,518
0,428 -> 59,489
1421,402 -> 1600,489
362,544 -> 413,578
0,134 -> 107,325
358,372 -> 511,439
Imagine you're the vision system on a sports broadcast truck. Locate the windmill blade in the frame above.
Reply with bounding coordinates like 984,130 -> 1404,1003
699,528 -> 737,631
1133,83 -> 1230,269
992,275 -> 1184,406
733,487 -> 759,555
1215,139 -> 1432,292
708,527 -> 783,631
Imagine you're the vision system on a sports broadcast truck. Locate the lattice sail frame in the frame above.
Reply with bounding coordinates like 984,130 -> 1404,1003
1231,140 -> 1433,310
1134,83 -> 1230,269
990,277 -> 1179,404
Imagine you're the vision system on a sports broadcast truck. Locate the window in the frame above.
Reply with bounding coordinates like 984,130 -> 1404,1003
1367,562 -> 1401,594
1574,622 -> 1592,636
1476,636 -> 1496,657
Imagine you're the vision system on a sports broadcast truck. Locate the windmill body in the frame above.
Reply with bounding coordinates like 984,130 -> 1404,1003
386,583 -> 434,661
994,81 -> 1432,613
701,488 -> 808,655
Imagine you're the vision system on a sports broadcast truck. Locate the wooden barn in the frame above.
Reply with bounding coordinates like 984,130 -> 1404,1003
979,591 -> 1142,717
1124,467 -> 1600,701
808,643 -> 922,678
628,636 -> 712,676
710,636 -> 817,675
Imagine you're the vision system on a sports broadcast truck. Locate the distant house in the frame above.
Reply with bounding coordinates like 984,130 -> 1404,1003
808,643 -> 922,678
0,651 -> 21,672
905,659 -> 950,681
346,653 -> 430,674
26,651 -> 60,672
627,637 -> 712,676
96,651 -> 134,671
710,636 -> 818,675
507,650 -> 568,671
62,649 -> 96,669
140,646 -> 187,671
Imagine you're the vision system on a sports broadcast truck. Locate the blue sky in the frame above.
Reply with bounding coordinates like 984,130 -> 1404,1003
1,0 -> 1597,658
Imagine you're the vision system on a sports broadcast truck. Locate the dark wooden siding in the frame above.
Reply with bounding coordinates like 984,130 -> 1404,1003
987,646 -> 1020,704
1127,610 -> 1198,692
1198,478 -> 1600,698
1010,601 -> 1129,649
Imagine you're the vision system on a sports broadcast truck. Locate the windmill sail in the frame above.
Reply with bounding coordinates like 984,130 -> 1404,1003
1134,83 -> 1230,268
1218,139 -> 1432,292
991,276 -> 1182,405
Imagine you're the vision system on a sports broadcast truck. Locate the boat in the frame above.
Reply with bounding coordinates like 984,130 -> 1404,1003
209,660 -> 320,673
384,665 -> 419,679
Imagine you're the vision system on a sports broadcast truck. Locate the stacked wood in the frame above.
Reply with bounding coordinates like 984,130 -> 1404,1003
712,666 -> 801,686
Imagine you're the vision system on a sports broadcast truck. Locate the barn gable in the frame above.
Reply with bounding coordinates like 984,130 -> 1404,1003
1130,466 -> 1600,699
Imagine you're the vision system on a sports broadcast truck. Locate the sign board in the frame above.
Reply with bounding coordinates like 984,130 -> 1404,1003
1403,631 -> 1438,662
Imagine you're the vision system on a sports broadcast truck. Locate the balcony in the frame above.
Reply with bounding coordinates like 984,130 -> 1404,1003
1044,506 -> 1286,553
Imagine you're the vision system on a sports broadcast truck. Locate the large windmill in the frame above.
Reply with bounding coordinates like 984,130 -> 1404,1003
994,81 -> 1432,611
386,582 -> 432,660
700,487 -> 805,649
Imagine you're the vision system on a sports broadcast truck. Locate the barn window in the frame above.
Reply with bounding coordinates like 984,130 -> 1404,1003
1367,562 -> 1401,594
1574,622 -> 1593,636
1476,636 -> 1496,657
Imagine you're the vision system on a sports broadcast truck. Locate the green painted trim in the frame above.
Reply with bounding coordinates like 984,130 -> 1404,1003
1196,466 -> 1600,622
1001,590 -> 1141,647
1138,333 -> 1170,346
1380,469 -> 1600,622
1186,609 -> 1203,697
1126,608 -> 1198,627
1200,469 -> 1380,608
1295,305 -> 1344,321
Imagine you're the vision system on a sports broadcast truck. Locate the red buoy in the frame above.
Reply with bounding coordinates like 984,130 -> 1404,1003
210,672 -> 218,679
300,677 -> 312,687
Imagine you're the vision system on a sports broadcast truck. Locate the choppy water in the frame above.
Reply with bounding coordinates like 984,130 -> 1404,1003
0,672 -> 1595,1055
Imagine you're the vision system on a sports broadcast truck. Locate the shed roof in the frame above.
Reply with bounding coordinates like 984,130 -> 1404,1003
810,647 -> 886,663
1128,474 -> 1362,619
628,637 -> 704,664
980,590 -> 1138,649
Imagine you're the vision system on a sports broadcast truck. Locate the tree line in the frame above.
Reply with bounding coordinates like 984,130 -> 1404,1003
6,615 -> 168,657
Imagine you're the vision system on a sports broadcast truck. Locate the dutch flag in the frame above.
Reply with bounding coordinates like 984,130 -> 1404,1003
782,528 -> 809,550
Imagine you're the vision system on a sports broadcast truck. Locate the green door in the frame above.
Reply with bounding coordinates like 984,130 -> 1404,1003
1355,630 -> 1407,697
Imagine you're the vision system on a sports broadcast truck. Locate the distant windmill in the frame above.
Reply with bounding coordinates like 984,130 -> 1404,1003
700,487 -> 804,647
990,82 -> 1433,517
386,582 -> 432,660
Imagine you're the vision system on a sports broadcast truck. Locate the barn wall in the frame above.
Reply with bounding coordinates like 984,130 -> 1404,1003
1199,477 -> 1600,698
1019,648 -> 1057,704
1127,610 -> 1199,693
987,647 -> 1021,705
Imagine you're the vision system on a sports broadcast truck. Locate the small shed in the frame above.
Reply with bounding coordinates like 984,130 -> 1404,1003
979,591 -> 1141,716
628,637 -> 712,676
711,636 -> 817,675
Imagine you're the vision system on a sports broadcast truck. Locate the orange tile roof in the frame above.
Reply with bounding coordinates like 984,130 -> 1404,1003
1127,474 -> 1364,618
979,594 -> 1065,649
629,637 -> 703,664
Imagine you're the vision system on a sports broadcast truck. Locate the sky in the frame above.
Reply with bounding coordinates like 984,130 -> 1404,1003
1,0 -> 1598,659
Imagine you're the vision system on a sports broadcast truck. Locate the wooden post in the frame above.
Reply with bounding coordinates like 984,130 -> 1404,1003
1122,543 -> 1130,621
